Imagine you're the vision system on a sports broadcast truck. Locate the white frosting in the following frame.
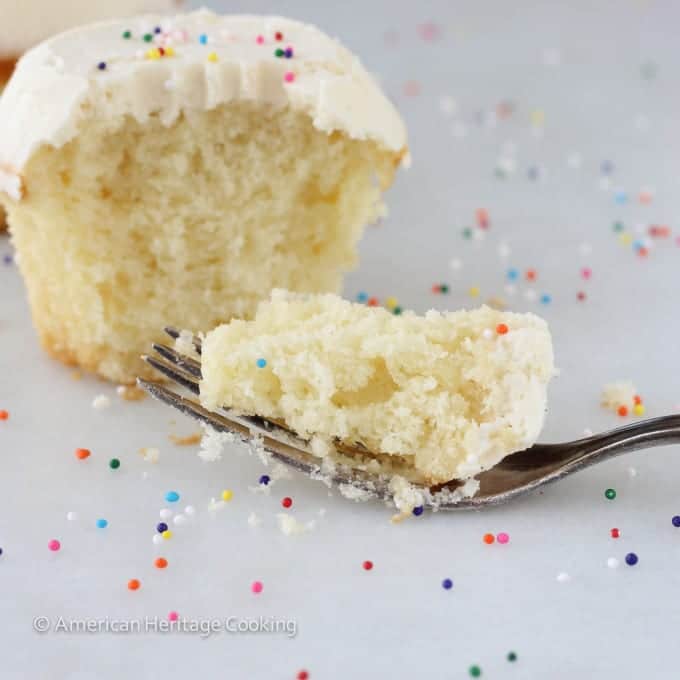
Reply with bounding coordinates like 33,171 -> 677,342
0,0 -> 181,57
0,10 -> 408,200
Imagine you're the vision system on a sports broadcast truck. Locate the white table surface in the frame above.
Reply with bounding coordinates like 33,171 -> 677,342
2,1 -> 680,678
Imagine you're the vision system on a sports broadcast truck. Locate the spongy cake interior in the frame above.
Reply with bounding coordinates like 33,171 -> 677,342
199,291 -> 555,484
4,101 -> 396,382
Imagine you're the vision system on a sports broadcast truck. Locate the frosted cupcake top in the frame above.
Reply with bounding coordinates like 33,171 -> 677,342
0,10 -> 409,200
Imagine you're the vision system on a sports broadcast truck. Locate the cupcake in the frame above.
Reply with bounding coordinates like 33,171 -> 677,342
0,10 -> 408,383
0,0 -> 184,230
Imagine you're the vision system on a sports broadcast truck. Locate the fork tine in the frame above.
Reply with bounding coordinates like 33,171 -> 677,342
164,326 -> 202,354
151,342 -> 202,378
142,354 -> 200,395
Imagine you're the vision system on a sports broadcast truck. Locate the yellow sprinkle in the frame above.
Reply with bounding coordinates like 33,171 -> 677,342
221,489 -> 233,502
162,530 -> 173,540
146,48 -> 161,60
619,233 -> 633,246
385,297 -> 398,310
469,286 -> 480,298
633,404 -> 645,416
207,52 -> 218,63
530,109 -> 545,127
165,46 -> 175,57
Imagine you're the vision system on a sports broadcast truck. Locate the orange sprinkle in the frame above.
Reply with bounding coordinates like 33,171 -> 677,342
154,557 -> 168,569
75,448 -> 91,460
633,395 -> 642,405
496,323 -> 509,335
617,405 -> 629,417
483,533 -> 495,544
367,297 -> 379,307
0,410 -> 8,420
127,579 -> 141,591
525,269 -> 537,281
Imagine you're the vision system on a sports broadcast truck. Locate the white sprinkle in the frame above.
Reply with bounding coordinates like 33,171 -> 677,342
159,508 -> 173,520
556,572 -> 571,583
92,394 -> 111,410
247,512 -> 262,528
66,511 -> 78,522
184,505 -> 196,516
173,514 -> 187,526
152,534 -> 163,545
607,557 -> 619,569
482,328 -> 494,340
439,95 -> 458,115
525,289 -> 538,302
208,498 -> 226,513
449,257 -> 462,271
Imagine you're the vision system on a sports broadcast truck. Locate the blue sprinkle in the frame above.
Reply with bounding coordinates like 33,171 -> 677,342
2,254 -> 12,265
0,547 -> 3,556
614,190 -> 628,204
199,33 -> 208,45
165,491 -> 180,503
442,578 -> 453,590
259,475 -> 271,486
256,358 -> 267,369
673,515 -> 680,527
284,48 -> 293,58
356,292 -> 368,303
625,552 -> 638,566
506,268 -> 519,281
633,240 -> 646,252
154,26 -> 162,34
527,165 -> 539,180
96,519 -> 108,529
601,160 -> 614,174
412,506 -> 424,517
540,293 -> 552,305
97,62 -> 107,71
157,522 -> 168,533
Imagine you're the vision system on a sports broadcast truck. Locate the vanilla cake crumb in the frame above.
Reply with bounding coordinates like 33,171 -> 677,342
91,394 -> 111,410
139,447 -> 160,463
248,512 -> 263,528
200,291 -> 555,485
601,381 -> 636,412
198,424 -> 236,463
276,513 -> 316,536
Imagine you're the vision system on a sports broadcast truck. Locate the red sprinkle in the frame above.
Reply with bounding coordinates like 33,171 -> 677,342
281,497 -> 293,509
633,395 -> 642,405
618,405 -> 629,417
275,31 -> 284,41
154,557 -> 168,569
476,208 -> 489,229
297,672 -> 309,680
611,528 -> 620,538
128,579 -> 141,591
577,291 -> 587,301
525,269 -> 537,281
362,560 -> 373,571
367,297 -> 379,307
75,448 -> 91,460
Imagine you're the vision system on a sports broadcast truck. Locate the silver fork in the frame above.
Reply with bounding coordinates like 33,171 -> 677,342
138,328 -> 680,510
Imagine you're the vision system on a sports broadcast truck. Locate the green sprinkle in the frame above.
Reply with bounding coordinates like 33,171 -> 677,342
613,221 -> 624,232
605,488 -> 616,500
469,666 -> 482,678
440,284 -> 450,294
507,652 -> 517,662
393,306 -> 403,315
143,33 -> 153,43
109,458 -> 121,470
122,30 -> 132,39
274,48 -> 285,57
462,227 -> 473,240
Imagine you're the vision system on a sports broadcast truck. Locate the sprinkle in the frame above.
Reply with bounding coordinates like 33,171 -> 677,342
476,208 -> 489,229
610,528 -> 620,538
152,534 -> 163,545
284,71 -> 296,83
275,31 -> 284,41
159,508 -> 173,520
367,297 -> 379,307
251,581 -> 263,594
507,652 -> 517,662
153,26 -> 161,34
462,227 -> 473,239
143,33 -> 153,43
496,532 -> 510,544
199,34 -> 208,45
469,286 -> 480,298
155,557 -> 168,569
633,404 -> 645,416
168,611 -> 179,622
605,488 -> 617,500
256,35 -> 264,45
122,30 -> 132,39
393,306 -> 403,315
672,515 -> 680,527
356,292 -> 368,303
506,268 -> 519,281
607,557 -> 619,569
362,560 -> 373,571
259,475 -> 271,485
297,672 -> 309,680
412,506 -> 424,517
75,448 -> 91,460
577,291 -> 587,301
127,579 -> 141,591
185,505 -> 196,516
275,48 -> 285,58
66,512 -> 78,521
173,514 -> 187,526
97,62 -> 107,71
157,522 -> 168,533
525,269 -> 537,281
540,293 -> 552,305
109,458 -> 120,470
469,665 -> 482,678
625,552 -> 638,566
284,47 -> 294,59
556,572 -> 570,583
0,547 -> 3,557
162,530 -> 173,540
496,323 -> 509,335
281,497 -> 293,509
146,48 -> 161,60
96,519 -> 108,529
221,489 -> 233,502
601,160 -> 614,175
165,491 -> 180,503
48,539 -> 61,552
256,358 -> 267,368
442,578 -> 453,590
483,533 -> 495,544
0,410 -> 9,420
617,405 -> 628,417
207,52 -> 218,63
385,296 -> 398,310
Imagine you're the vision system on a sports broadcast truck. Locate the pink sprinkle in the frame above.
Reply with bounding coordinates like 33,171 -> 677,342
284,72 -> 295,83
168,611 -> 179,622
580,267 -> 592,280
48,539 -> 61,552
256,35 -> 264,45
675,236 -> 680,247
251,580 -> 263,594
496,532 -> 510,544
